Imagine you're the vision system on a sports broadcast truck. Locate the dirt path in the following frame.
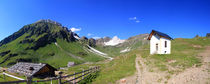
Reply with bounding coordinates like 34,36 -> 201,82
117,55 -> 141,84
118,46 -> 210,84
135,55 -> 142,84
117,54 -> 167,84
136,55 -> 168,84
168,46 -> 210,84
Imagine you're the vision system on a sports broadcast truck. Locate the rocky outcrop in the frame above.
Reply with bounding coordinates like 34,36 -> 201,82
117,34 -> 149,47
32,34 -> 56,50
96,37 -> 111,46
0,19 -> 77,48
79,36 -> 88,44
0,26 -> 33,46
19,38 -> 34,44
88,38 -> 96,47
0,50 -> 10,57
1,19 -> 77,51
206,33 -> 210,38
0,53 -> 18,64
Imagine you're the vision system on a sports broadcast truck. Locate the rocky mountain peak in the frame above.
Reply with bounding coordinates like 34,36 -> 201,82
104,36 -> 125,46
95,36 -> 111,46
35,19 -> 62,26
0,20 -> 77,49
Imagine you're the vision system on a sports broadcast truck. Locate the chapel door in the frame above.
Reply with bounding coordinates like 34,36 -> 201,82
156,43 -> 158,52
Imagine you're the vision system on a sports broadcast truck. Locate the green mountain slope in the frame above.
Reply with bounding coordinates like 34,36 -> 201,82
95,34 -> 149,56
0,20 -> 104,68
91,37 -> 210,84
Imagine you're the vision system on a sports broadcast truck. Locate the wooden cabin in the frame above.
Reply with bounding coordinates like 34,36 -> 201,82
8,62 -> 57,78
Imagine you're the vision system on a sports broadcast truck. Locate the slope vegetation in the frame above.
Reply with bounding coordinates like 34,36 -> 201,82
0,20 -> 105,68
130,37 -> 210,84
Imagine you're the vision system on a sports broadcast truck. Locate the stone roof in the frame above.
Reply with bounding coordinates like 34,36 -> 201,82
7,62 -> 55,77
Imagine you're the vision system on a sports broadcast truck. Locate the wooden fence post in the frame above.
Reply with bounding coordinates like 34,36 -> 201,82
82,69 -> 84,80
91,67 -> 93,73
94,67 -> 96,73
3,70 -> 5,80
26,76 -> 32,84
58,72 -> 63,84
73,72 -> 76,84
97,66 -> 98,71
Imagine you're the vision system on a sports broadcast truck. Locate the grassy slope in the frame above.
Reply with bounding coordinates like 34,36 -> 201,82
94,46 -> 122,57
92,51 -> 136,84
63,41 -> 144,84
2,32 -> 209,84
75,37 -> 210,84
95,40 -> 145,57
65,49 -> 138,84
56,39 -> 105,62
0,34 -> 105,68
141,37 -> 210,73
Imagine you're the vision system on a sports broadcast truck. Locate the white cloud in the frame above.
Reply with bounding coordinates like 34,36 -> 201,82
129,17 -> 140,23
87,33 -> 93,36
136,20 -> 140,23
92,37 -> 101,39
129,17 -> 137,20
70,27 -> 81,32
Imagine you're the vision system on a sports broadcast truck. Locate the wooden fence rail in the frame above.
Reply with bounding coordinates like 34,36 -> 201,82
0,66 -> 100,84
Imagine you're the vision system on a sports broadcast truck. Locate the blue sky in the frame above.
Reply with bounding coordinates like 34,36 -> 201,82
0,0 -> 210,40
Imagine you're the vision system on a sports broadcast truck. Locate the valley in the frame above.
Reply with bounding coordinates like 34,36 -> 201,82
0,20 -> 209,84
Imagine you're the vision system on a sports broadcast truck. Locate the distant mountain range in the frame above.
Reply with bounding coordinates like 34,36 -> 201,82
0,19 -> 149,68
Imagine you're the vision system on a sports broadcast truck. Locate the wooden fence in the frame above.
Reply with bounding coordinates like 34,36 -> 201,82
0,66 -> 100,84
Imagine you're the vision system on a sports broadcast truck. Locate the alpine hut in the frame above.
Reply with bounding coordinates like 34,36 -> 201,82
8,62 -> 57,78
148,30 -> 173,54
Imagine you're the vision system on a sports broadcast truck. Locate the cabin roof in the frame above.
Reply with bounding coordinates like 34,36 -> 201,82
8,62 -> 56,77
147,30 -> 173,40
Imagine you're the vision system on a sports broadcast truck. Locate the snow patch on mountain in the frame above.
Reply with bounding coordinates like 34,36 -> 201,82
120,47 -> 131,53
87,45 -> 107,56
55,42 -> 58,46
85,45 -> 113,60
74,35 -> 80,40
104,36 -> 125,46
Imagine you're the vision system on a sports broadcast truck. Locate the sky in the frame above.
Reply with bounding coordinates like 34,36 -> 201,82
0,0 -> 210,40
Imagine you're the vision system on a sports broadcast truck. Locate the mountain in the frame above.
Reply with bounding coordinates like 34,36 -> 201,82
0,19 -> 148,68
117,34 -> 149,48
0,19 -> 76,48
95,37 -> 111,46
94,34 -> 149,56
207,33 -> 210,38
0,19 -> 105,67
104,36 -> 126,46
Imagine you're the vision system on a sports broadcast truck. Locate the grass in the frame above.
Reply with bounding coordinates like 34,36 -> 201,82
0,74 -> 19,82
0,71 -> 26,83
0,70 -> 60,84
92,50 -> 137,84
94,40 -> 146,57
57,39 -> 105,62
0,35 -> 105,68
141,37 -> 210,73
62,48 -> 138,84
94,46 -> 122,57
